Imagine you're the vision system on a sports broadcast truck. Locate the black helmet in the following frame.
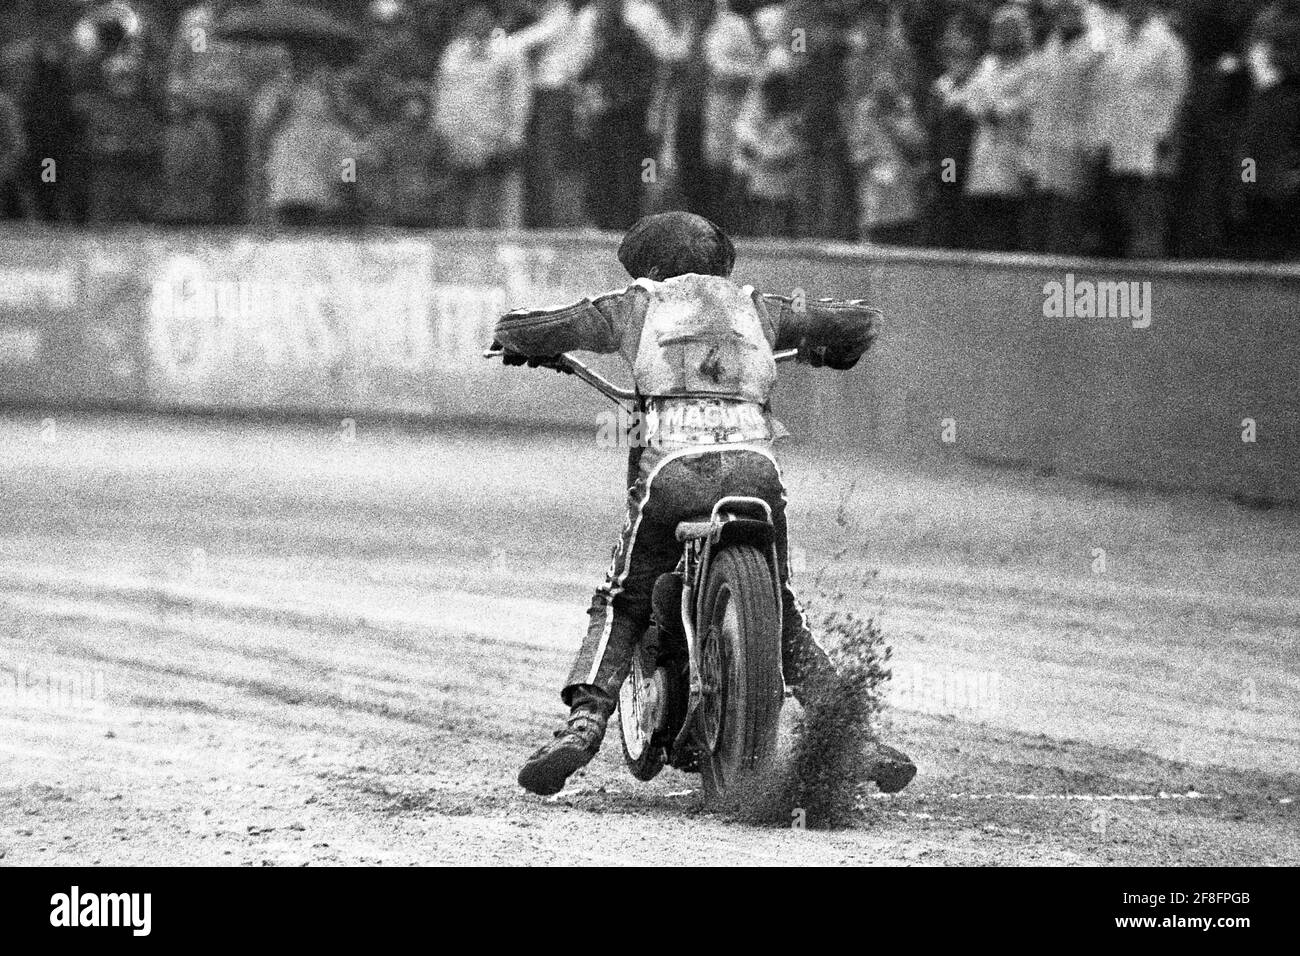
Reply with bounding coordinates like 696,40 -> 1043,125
618,212 -> 735,281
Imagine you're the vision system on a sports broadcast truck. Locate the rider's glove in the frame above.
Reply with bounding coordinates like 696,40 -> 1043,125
492,340 -> 572,374
500,348 -> 529,367
822,350 -> 861,371
798,339 -> 862,371
531,356 -> 574,375
798,340 -> 828,368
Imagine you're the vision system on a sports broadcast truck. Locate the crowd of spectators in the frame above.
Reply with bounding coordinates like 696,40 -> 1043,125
0,0 -> 1296,261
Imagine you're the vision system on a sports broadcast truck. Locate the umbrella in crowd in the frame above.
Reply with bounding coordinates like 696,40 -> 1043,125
214,4 -> 361,58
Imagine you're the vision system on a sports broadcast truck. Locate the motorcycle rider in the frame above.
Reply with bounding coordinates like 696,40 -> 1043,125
493,211 -> 916,797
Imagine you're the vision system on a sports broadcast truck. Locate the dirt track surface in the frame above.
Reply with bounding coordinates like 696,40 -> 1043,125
1,411 -> 1296,866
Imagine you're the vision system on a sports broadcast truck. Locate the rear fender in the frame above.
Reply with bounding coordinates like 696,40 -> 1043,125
675,496 -> 786,756
713,517 -> 774,550
692,503 -> 783,662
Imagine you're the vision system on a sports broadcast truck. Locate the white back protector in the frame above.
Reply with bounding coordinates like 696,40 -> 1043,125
630,274 -> 777,404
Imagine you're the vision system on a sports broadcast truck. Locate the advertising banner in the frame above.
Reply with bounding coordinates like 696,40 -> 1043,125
2,225 -> 1295,502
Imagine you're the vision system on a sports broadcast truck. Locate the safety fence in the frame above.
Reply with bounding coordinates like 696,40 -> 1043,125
1,225 -> 1296,502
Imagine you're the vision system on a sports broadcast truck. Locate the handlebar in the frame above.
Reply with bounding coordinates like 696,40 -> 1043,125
483,346 -> 799,406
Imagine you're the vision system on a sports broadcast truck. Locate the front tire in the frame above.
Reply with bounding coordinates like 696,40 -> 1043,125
696,544 -> 783,806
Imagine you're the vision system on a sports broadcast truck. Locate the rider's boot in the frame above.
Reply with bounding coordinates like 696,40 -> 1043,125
517,685 -> 615,796
863,742 -> 917,794
789,647 -> 917,794
793,676 -> 917,793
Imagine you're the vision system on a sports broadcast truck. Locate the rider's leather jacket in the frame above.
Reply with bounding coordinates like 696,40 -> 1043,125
494,273 -> 879,414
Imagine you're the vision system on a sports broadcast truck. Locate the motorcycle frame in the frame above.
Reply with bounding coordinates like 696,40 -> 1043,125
486,345 -> 798,764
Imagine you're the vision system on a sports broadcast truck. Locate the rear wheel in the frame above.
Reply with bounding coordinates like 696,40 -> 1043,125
697,544 -> 783,806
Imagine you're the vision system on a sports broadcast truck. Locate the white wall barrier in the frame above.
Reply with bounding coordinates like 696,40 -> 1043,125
1,226 -> 1296,503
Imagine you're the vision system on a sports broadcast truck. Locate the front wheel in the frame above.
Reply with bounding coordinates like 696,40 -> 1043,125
696,544 -> 783,806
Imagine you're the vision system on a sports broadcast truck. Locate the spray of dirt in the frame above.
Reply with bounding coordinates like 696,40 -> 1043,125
724,483 -> 897,828
781,606 -> 893,828
727,578 -> 895,829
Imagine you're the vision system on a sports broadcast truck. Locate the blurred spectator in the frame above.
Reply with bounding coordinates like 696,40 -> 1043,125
844,4 -> 926,245
1021,0 -> 1106,255
1091,0 -> 1189,258
337,0 -> 430,132
71,2 -> 146,64
749,2 -> 796,73
1,2 -> 90,222
898,0 -> 962,94
357,85 -> 446,227
952,4 -> 1034,251
0,87 -> 30,219
168,3 -> 247,110
364,0 -> 429,78
700,1 -> 763,229
1025,0 -> 1057,46
1230,2 -> 1300,261
645,1 -> 712,220
168,2 -> 288,224
901,0 -> 1003,94
731,70 -> 806,238
432,2 -> 531,229
0,0 -> 1293,261
251,52 -> 360,229
509,0 -> 589,228
574,0 -> 690,230
1167,0 -> 1254,258
74,52 -> 163,224
156,79 -> 223,225
790,1 -> 859,239
923,15 -> 979,247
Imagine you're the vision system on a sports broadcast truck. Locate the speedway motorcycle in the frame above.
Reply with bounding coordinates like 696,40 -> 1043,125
486,345 -> 799,803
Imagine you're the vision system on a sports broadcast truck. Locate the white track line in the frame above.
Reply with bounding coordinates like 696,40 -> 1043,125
870,791 -> 1229,801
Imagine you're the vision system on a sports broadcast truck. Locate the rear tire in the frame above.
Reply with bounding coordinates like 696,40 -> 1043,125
697,544 -> 783,807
